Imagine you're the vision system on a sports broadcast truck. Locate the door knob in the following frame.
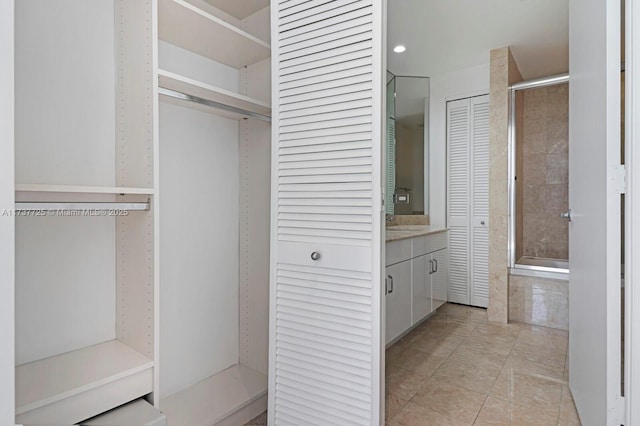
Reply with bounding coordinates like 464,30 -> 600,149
560,210 -> 572,222
311,251 -> 321,261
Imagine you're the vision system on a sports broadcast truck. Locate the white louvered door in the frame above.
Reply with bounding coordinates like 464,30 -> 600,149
447,95 -> 489,308
447,99 -> 471,305
269,1 -> 384,425
470,97 -> 490,307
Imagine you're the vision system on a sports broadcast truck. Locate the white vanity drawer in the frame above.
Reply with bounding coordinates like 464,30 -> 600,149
412,231 -> 448,257
386,238 -> 412,266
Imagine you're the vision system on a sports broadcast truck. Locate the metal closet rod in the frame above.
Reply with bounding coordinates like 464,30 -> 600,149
159,87 -> 272,123
15,202 -> 150,212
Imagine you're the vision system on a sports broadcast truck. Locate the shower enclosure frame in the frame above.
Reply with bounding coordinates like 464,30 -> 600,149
508,73 -> 571,277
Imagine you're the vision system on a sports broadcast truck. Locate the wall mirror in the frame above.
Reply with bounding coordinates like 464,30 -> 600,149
386,73 -> 429,216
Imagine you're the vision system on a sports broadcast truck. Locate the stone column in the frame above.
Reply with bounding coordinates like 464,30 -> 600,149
488,47 -> 522,323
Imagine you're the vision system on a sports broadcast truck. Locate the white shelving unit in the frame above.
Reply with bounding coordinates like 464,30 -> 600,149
158,69 -> 271,120
11,0 -> 270,424
158,0 -> 270,69
13,0 -> 159,424
16,341 -> 153,424
157,1 -> 271,424
15,184 -> 155,195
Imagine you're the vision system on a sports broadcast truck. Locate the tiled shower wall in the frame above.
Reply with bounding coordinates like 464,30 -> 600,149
516,83 -> 569,261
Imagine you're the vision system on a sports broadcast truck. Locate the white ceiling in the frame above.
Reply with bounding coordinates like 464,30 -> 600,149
387,0 -> 569,80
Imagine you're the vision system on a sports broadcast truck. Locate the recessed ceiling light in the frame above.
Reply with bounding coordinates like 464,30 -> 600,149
393,45 -> 406,53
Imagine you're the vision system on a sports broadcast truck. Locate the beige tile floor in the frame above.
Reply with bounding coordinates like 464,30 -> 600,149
386,303 -> 581,425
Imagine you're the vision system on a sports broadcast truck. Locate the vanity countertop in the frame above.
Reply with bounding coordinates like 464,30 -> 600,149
385,225 -> 448,242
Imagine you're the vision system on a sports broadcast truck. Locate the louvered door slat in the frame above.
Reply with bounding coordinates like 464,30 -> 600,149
280,19 -> 373,55
281,86 -> 372,108
281,44 -> 373,75
276,350 -> 370,377
281,113 -> 372,133
280,124 -> 371,141
280,99 -> 372,120
271,1 -> 382,423
279,0 -> 363,31
280,30 -> 372,62
280,136 -> 371,152
281,155 -> 372,169
277,358 -> 370,384
281,106 -> 373,127
277,363 -> 369,392
281,8 -> 372,47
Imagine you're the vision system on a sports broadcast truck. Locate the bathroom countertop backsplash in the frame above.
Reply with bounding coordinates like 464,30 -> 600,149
386,214 -> 430,226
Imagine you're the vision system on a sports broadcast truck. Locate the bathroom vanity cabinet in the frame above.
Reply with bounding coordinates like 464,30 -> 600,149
385,229 -> 449,344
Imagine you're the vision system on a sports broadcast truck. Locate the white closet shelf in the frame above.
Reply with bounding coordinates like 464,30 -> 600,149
158,0 -> 270,69
16,340 -> 154,424
202,0 -> 270,20
158,69 -> 271,118
160,364 -> 267,425
16,184 -> 155,195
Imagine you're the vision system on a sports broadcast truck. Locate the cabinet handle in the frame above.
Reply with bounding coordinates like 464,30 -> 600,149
310,251 -> 321,261
387,275 -> 394,294
429,259 -> 434,275
433,259 -> 438,273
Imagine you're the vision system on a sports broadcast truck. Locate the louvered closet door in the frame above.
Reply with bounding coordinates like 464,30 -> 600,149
470,96 -> 489,308
447,99 -> 471,305
447,96 -> 490,308
270,1 -> 384,425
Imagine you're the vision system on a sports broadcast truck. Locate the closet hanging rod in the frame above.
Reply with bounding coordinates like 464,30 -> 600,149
158,87 -> 272,123
15,202 -> 150,212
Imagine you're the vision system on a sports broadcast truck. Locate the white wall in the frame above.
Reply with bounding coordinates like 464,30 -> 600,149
428,63 -> 490,226
0,0 -> 14,423
15,0 -> 116,187
158,41 -> 238,92
159,101 -> 240,397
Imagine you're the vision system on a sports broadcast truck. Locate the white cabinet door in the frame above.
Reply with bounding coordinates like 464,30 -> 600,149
386,261 -> 412,345
411,255 -> 431,324
431,248 -> 449,311
270,1 -> 384,424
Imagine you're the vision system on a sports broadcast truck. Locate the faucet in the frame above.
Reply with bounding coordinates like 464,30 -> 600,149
386,214 -> 394,224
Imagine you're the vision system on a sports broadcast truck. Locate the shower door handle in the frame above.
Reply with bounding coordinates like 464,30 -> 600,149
560,210 -> 572,222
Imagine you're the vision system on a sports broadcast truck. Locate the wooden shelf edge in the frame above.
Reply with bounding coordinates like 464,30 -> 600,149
16,184 -> 155,195
16,340 -> 154,415
158,69 -> 271,117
